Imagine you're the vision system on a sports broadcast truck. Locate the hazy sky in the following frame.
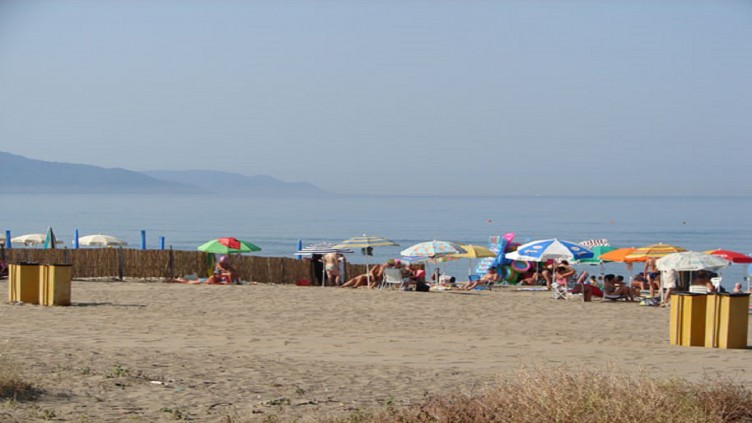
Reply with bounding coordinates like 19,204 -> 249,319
1,1 -> 750,196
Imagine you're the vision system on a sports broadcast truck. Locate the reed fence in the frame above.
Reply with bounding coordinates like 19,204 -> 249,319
0,248 -> 368,285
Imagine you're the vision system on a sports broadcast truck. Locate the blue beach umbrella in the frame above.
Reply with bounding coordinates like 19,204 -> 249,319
510,238 -> 593,262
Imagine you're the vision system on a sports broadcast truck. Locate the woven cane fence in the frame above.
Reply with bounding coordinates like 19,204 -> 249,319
0,248 -> 368,285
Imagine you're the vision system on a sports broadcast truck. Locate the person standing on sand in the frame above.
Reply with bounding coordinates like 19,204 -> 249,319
322,252 -> 340,286
644,257 -> 659,294
660,268 -> 678,307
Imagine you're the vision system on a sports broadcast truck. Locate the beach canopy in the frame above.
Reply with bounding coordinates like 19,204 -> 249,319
198,237 -> 260,254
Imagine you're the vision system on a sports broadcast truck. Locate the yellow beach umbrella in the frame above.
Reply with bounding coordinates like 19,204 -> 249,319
450,244 -> 496,259
445,244 -> 497,279
623,243 -> 686,263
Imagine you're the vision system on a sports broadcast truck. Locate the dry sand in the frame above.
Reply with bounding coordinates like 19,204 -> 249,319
1,280 -> 751,422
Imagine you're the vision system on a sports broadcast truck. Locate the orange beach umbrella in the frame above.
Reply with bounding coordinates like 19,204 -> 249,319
597,247 -> 636,263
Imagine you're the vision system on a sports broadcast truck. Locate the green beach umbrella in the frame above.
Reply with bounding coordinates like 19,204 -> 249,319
577,245 -> 617,264
43,226 -> 57,249
197,237 -> 261,254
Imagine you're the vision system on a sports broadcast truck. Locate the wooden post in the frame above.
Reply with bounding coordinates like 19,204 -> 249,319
169,247 -> 174,279
117,247 -> 125,281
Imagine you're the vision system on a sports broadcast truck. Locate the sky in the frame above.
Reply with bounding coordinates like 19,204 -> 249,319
1,0 -> 751,196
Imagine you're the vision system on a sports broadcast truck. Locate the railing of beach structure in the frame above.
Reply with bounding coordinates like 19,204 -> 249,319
0,247 -> 368,285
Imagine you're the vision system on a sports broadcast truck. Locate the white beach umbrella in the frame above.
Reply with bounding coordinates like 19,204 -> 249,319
77,234 -> 128,247
12,233 -> 63,247
656,251 -> 730,272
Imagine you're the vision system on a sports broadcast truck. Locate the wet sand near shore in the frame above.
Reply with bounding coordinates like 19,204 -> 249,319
1,280 -> 750,422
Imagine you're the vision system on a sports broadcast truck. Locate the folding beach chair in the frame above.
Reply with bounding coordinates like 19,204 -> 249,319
381,267 -> 407,290
551,279 -> 568,300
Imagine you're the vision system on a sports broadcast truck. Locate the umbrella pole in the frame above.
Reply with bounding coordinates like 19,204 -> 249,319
365,255 -> 371,288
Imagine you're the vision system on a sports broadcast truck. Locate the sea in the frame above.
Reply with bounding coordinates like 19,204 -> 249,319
3,194 -> 752,290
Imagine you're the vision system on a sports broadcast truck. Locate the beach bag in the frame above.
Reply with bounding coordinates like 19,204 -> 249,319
416,281 -> 430,292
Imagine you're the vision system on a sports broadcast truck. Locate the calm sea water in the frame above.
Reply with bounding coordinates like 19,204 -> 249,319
3,194 -> 752,289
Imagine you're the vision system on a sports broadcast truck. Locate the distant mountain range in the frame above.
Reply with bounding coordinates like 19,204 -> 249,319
0,152 -> 329,196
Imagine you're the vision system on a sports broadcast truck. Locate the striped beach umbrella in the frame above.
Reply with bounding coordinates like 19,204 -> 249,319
333,235 -> 399,250
333,235 -> 399,286
623,243 -> 686,263
295,242 -> 353,256
197,237 -> 260,254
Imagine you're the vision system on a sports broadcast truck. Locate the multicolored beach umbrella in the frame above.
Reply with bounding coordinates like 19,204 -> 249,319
510,238 -> 593,262
400,240 -> 466,259
623,243 -> 686,263
197,237 -> 261,254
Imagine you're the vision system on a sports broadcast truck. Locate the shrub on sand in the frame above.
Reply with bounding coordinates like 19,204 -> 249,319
0,357 -> 39,401
329,367 -> 752,423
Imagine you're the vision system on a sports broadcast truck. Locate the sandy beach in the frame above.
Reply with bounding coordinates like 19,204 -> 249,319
1,280 -> 751,422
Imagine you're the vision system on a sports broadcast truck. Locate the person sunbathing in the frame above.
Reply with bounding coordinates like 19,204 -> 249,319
603,274 -> 634,301
341,264 -> 384,288
169,273 -> 231,285
463,267 -> 500,290
518,270 -> 543,286
215,255 -> 240,284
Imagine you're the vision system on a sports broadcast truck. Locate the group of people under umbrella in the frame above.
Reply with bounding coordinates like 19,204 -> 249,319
296,236 -> 752,303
